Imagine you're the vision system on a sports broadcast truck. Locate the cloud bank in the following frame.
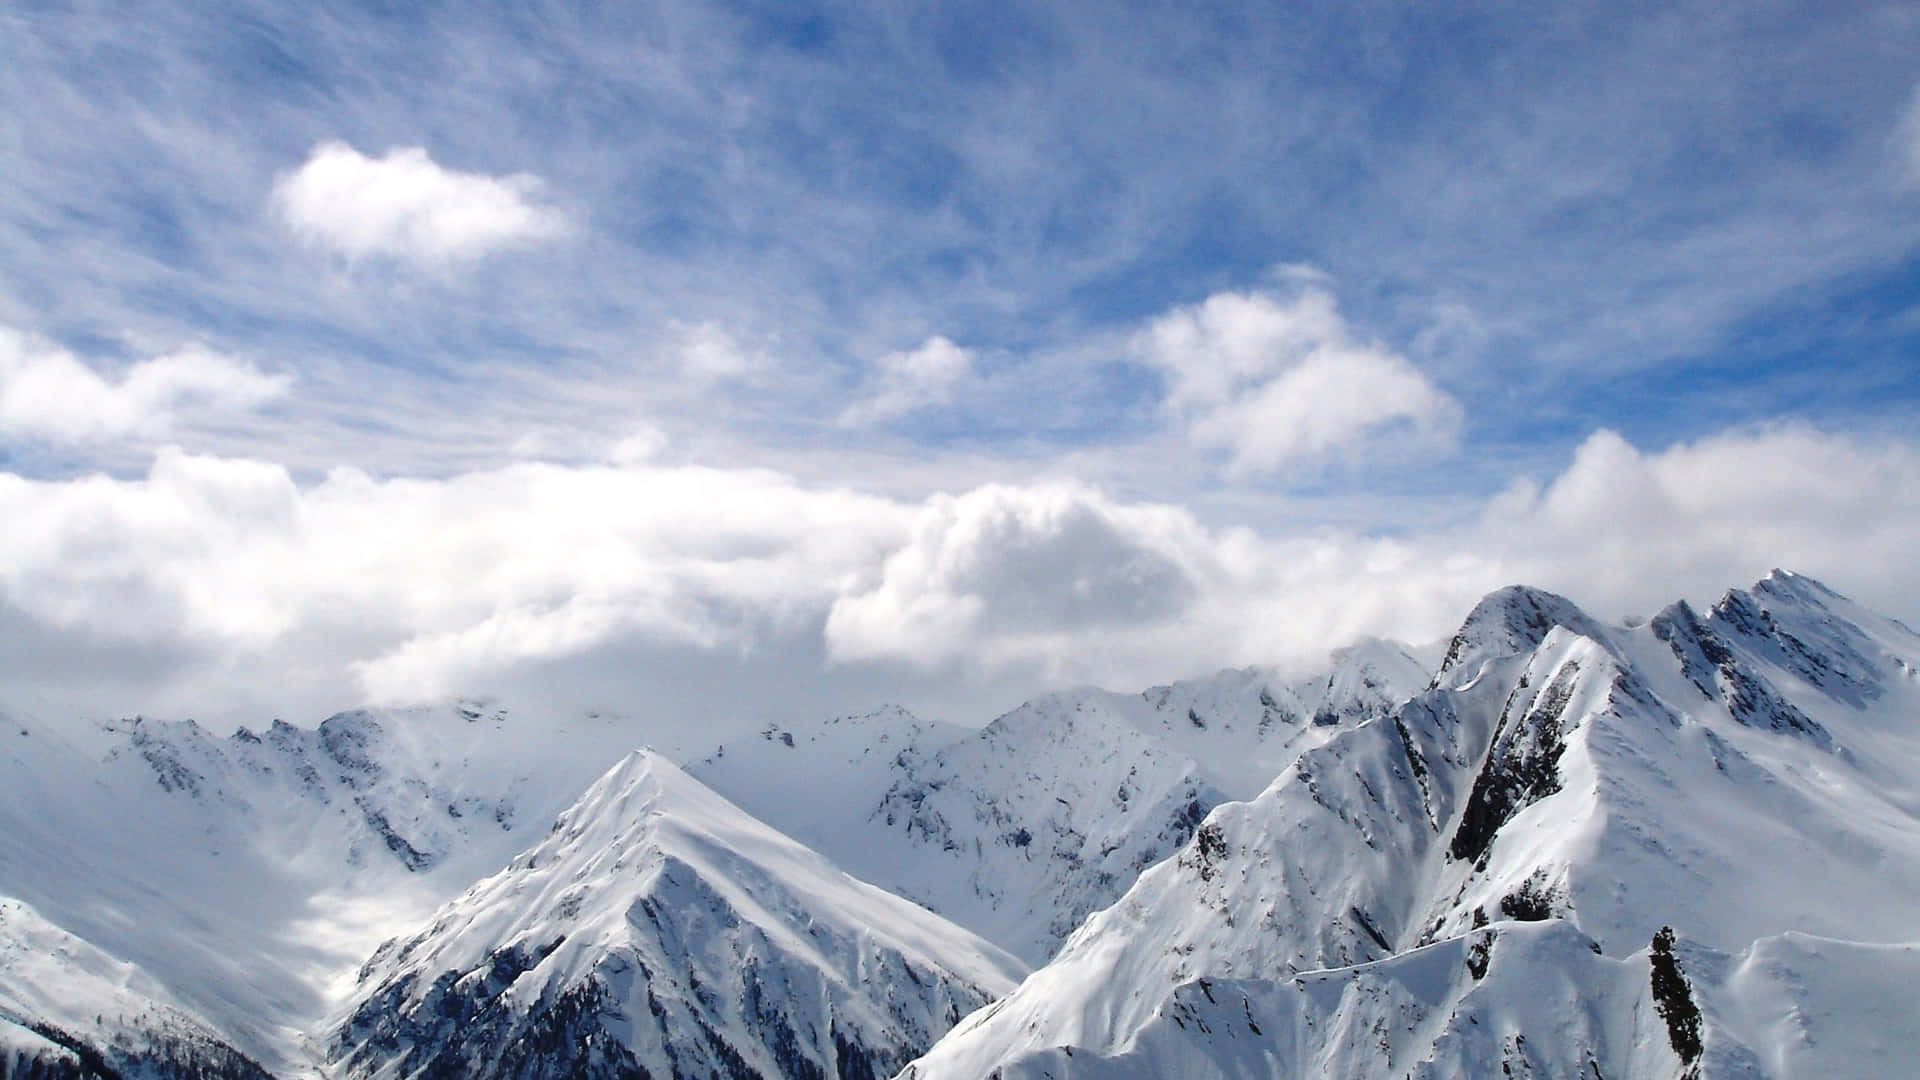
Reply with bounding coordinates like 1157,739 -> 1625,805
1,424 -> 1913,734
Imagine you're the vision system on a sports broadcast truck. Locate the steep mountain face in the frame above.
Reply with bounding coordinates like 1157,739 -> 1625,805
327,751 -> 1025,1080
903,572 -> 1920,1079
0,701 -> 667,1073
691,643 -> 1431,966
0,896 -> 272,1080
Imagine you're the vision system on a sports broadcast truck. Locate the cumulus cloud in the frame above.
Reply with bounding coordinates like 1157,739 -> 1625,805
824,484 -> 1206,666
1138,287 -> 1460,473
1475,424 -> 1920,618
272,141 -> 567,264
0,425 -> 1915,734
838,337 -> 974,427
0,327 -> 288,444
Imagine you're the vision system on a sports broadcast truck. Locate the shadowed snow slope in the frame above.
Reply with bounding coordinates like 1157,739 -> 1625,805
327,750 -> 1025,1080
902,572 -> 1920,1080
0,895 -> 272,1079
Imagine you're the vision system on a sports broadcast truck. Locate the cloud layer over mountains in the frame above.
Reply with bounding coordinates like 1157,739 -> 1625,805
1,421 -> 1914,737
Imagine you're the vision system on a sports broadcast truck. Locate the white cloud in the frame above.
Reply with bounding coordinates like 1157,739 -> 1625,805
824,484 -> 1206,667
838,336 -> 974,427
271,141 -> 567,264
830,427 -> 1920,684
1473,424 -> 1920,619
1138,287 -> 1460,473
0,327 -> 288,444
0,425 -> 1915,735
0,451 -> 911,714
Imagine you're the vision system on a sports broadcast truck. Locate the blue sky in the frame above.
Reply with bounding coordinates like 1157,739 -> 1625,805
3,0 -> 1919,733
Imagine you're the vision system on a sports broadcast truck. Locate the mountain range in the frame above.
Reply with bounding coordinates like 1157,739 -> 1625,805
2,570 -> 1915,1079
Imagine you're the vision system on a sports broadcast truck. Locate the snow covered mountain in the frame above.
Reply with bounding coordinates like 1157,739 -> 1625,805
326,750 -> 1025,1080
0,700 -> 674,1073
4,570 -> 1916,1079
902,571 -> 1920,1079
0,895 -> 271,1080
689,642 -> 1430,965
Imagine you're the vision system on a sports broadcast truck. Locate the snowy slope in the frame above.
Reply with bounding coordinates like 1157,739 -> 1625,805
903,573 -> 1920,1079
685,705 -> 969,871
922,924 -> 1920,1080
327,751 -> 1025,1080
0,895 -> 271,1080
691,643 -> 1430,965
911,921 -> 1685,1080
0,700 -> 669,1073
6,570 -> 1915,1079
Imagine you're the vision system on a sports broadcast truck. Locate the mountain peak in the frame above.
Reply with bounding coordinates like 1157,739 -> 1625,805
1756,567 -> 1839,601
332,747 -> 1024,1080
1434,585 -> 1607,686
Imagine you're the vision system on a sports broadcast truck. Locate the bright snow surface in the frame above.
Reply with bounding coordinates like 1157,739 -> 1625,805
689,642 -> 1430,964
0,571 -> 1915,1079
328,750 -> 1024,1079
901,572 -> 1920,1080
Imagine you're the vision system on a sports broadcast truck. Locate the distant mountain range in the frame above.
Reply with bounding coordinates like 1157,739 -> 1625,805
3,570 -> 1916,1078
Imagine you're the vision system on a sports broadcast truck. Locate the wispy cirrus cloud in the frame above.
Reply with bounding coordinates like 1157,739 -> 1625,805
672,321 -> 771,383
1898,86 -> 1920,186
272,141 -> 567,265
7,1 -> 1918,487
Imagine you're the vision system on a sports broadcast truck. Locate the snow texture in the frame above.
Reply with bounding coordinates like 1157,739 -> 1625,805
903,572 -> 1920,1080
3,570 -> 1917,1080
327,751 -> 1024,1080
691,642 -> 1430,965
